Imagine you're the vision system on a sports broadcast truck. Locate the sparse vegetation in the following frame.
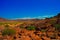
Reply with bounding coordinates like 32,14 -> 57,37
26,26 -> 36,30
0,22 -> 2,25
20,26 -> 24,29
2,29 -> 16,36
49,20 -> 56,24
0,13 -> 60,40
5,24 -> 9,28
55,24 -> 60,31
41,29 -> 47,32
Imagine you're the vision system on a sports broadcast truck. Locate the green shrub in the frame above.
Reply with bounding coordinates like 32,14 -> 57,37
2,29 -> 16,36
55,24 -> 60,31
26,26 -> 36,30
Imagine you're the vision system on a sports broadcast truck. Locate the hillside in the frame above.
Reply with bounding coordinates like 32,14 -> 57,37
0,13 -> 60,40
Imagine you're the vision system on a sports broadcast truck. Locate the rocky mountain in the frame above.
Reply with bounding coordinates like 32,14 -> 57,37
0,18 -> 7,22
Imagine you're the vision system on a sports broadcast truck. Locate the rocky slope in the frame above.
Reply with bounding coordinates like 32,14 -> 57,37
0,13 -> 60,40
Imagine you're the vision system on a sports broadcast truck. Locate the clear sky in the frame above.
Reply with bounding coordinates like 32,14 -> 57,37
0,0 -> 60,19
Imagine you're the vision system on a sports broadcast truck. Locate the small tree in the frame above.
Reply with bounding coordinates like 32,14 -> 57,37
2,29 -> 16,36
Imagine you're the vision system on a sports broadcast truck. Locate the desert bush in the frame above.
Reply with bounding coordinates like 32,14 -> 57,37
5,24 -> 9,28
41,29 -> 47,32
19,26 -> 24,29
54,24 -> 60,31
0,22 -> 3,25
2,29 -> 16,36
26,26 -> 36,30
49,20 -> 56,25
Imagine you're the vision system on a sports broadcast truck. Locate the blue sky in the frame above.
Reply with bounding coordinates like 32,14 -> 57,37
0,0 -> 60,19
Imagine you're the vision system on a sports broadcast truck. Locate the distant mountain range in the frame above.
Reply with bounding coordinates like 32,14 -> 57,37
0,13 -> 60,22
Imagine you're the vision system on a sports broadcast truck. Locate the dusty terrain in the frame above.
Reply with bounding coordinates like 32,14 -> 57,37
0,13 -> 60,40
